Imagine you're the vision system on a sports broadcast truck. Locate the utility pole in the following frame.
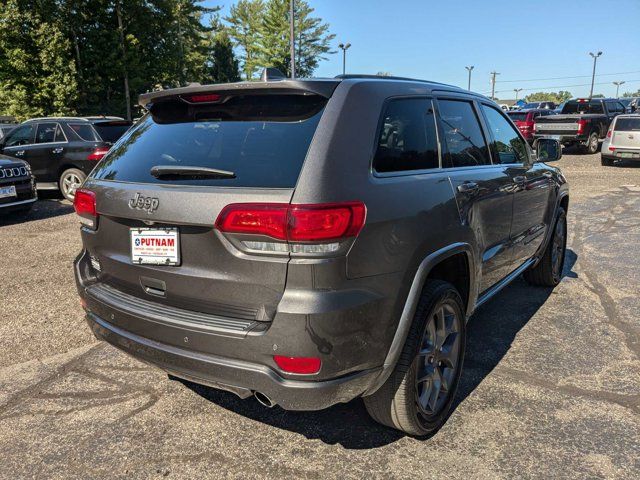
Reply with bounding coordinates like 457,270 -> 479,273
588,51 -> 602,99
465,66 -> 474,90
490,71 -> 500,100
613,81 -> 625,98
338,43 -> 351,75
514,88 -> 522,102
115,0 -> 131,121
289,0 -> 296,78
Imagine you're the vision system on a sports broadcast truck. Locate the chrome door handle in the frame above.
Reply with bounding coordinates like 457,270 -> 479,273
513,175 -> 526,184
457,182 -> 479,194
14,150 -> 25,156
52,147 -> 64,154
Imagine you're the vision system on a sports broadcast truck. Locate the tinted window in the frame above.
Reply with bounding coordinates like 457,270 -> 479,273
54,124 -> 66,142
561,101 -> 603,114
93,123 -> 131,143
437,100 -> 490,168
92,95 -> 327,188
69,123 -> 99,141
373,98 -> 439,173
614,118 -> 640,131
507,112 -> 528,122
481,105 -> 528,164
36,123 -> 61,143
4,124 -> 34,147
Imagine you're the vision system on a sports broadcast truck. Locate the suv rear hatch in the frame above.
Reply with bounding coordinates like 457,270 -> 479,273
610,117 -> 640,151
78,86 -> 335,323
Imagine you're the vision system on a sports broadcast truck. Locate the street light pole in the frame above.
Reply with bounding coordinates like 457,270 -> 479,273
588,51 -> 602,99
465,66 -> 474,90
490,71 -> 500,100
289,0 -> 295,78
514,88 -> 522,102
338,43 -> 351,75
613,81 -> 625,98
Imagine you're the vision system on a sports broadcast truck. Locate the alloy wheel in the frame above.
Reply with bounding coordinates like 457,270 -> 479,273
62,173 -> 82,200
415,301 -> 462,419
551,213 -> 566,279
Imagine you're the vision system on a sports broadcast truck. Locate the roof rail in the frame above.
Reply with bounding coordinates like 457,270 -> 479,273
334,74 -> 454,88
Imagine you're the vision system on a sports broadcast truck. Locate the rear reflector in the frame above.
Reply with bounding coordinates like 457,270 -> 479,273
273,355 -> 321,374
215,202 -> 366,243
87,147 -> 110,161
73,188 -> 98,229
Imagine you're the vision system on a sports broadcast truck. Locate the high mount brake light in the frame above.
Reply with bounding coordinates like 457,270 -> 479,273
183,93 -> 222,104
215,202 -> 366,243
74,189 -> 98,229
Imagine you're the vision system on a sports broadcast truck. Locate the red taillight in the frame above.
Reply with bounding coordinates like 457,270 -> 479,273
577,119 -> 588,134
183,93 -> 222,103
609,146 -> 616,151
215,202 -> 366,243
273,355 -> 321,374
87,147 -> 110,161
606,130 -> 612,138
73,188 -> 98,229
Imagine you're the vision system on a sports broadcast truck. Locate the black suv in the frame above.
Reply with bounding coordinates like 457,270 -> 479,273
73,75 -> 568,436
0,155 -> 37,214
0,117 -> 131,200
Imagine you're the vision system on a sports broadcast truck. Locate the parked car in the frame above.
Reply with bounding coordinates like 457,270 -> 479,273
0,116 -> 17,141
627,97 -> 640,113
601,114 -> 640,166
507,108 -> 556,144
73,74 -> 568,437
522,101 -> 557,110
534,98 -> 626,153
0,155 -> 37,214
0,116 -> 131,201
618,98 -> 632,113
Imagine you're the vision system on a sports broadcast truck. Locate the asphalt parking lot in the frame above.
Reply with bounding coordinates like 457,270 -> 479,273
0,152 -> 638,479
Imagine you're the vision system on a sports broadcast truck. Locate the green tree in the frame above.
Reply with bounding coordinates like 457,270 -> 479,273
623,89 -> 640,97
209,30 -> 241,83
524,90 -> 573,104
0,0 -> 78,120
226,0 -> 264,80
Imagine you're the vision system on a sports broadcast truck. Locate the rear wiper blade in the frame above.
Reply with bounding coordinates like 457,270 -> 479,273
150,165 -> 236,179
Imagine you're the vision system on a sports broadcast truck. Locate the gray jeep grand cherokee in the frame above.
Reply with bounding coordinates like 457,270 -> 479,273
74,74 -> 568,436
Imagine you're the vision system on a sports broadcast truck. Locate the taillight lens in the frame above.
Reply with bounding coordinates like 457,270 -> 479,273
73,188 -> 98,229
182,93 -> 222,103
87,147 -> 110,161
606,130 -> 612,138
273,355 -> 321,374
577,119 -> 588,134
215,201 -> 366,253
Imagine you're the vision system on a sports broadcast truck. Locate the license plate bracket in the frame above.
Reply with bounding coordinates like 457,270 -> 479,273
130,228 -> 180,266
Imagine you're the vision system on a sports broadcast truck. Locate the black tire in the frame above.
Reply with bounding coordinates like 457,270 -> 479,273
59,168 -> 86,201
584,132 -> 599,154
524,207 -> 567,287
364,280 -> 466,436
601,156 -> 613,167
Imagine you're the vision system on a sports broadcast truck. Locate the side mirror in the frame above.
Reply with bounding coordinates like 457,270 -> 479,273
536,138 -> 562,162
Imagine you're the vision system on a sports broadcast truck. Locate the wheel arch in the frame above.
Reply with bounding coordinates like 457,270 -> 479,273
364,242 -> 475,395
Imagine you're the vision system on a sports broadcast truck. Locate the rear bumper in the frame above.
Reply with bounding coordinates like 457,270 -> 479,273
74,249 -> 392,410
533,133 -> 586,144
602,149 -> 640,161
86,312 -> 380,410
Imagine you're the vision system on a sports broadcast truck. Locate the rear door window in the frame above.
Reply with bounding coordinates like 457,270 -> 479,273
481,105 -> 528,164
36,123 -> 64,143
437,99 -> 491,168
373,98 -> 439,173
91,94 -> 326,188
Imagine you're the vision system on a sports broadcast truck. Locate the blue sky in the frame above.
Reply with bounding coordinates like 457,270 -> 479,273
204,0 -> 640,99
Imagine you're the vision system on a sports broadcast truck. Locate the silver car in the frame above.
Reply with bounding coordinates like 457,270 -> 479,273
601,114 -> 640,166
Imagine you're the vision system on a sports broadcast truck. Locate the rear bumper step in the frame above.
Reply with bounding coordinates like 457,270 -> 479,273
86,312 -> 380,411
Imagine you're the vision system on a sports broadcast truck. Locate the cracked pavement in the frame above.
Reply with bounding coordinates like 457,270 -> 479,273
0,153 -> 638,479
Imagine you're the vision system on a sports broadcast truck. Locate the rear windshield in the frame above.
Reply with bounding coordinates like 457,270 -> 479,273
93,123 -> 131,143
615,118 -> 640,131
507,112 -> 528,122
523,103 -> 539,109
561,101 -> 603,114
91,94 -> 326,188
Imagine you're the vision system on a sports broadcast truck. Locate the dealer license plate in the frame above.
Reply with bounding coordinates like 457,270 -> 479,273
130,228 -> 180,265
0,185 -> 17,199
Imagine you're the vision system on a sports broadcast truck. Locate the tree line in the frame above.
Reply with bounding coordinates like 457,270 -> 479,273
0,0 -> 334,121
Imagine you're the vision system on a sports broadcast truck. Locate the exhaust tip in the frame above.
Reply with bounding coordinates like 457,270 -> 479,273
254,391 -> 276,408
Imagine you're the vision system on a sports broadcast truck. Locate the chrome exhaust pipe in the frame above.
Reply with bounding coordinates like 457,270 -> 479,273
253,391 -> 276,408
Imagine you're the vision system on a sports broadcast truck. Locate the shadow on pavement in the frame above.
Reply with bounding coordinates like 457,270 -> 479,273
0,198 -> 73,226
183,250 -> 578,449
